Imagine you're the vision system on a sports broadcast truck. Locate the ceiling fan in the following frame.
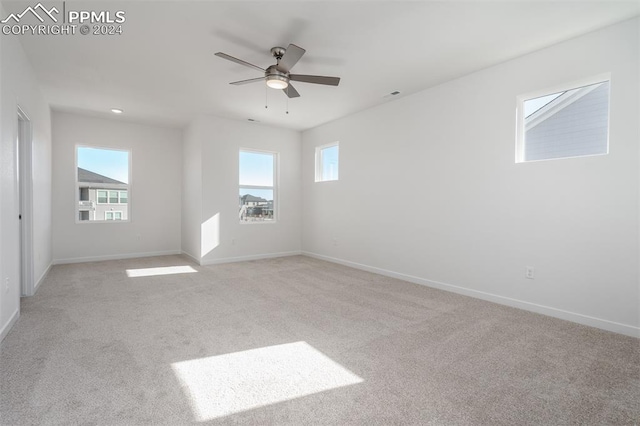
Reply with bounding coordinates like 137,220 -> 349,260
214,44 -> 340,98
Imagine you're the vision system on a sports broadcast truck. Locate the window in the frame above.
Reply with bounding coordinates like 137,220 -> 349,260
315,142 -> 339,182
105,211 -> 123,221
97,190 -> 128,204
76,146 -> 130,222
516,78 -> 610,162
239,150 -> 276,223
97,190 -> 108,204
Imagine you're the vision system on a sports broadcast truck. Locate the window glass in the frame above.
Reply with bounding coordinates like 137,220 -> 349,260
518,80 -> 609,162
239,150 -> 276,223
315,142 -> 339,182
77,146 -> 130,222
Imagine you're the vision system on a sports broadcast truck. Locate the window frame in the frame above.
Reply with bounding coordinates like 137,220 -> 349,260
75,145 -> 132,224
238,148 -> 278,225
515,73 -> 611,163
315,141 -> 339,182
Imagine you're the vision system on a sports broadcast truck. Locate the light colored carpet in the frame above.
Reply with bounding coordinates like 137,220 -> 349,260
0,255 -> 638,425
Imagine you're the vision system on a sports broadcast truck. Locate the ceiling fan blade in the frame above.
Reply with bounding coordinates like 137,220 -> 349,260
230,77 -> 265,85
283,84 -> 300,98
215,52 -> 264,73
290,74 -> 340,86
277,44 -> 306,72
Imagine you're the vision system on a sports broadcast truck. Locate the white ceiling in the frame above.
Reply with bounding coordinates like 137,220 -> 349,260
7,1 -> 639,131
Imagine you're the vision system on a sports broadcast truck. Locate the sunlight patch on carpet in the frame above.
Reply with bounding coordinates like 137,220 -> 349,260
171,341 -> 363,421
126,265 -> 197,278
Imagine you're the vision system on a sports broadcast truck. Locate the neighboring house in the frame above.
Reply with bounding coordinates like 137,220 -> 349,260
240,194 -> 267,207
239,194 -> 274,221
524,81 -> 609,161
78,168 -> 129,221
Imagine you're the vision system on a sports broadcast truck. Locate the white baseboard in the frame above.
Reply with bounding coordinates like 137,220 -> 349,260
33,262 -> 52,294
180,250 -> 200,264
201,251 -> 302,266
0,308 -> 19,344
302,251 -> 640,339
53,250 -> 182,265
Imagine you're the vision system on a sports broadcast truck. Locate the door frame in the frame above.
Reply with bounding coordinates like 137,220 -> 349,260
17,106 -> 34,297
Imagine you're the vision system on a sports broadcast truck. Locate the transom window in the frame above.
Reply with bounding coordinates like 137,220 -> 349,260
516,77 -> 610,162
239,149 -> 277,223
76,146 -> 130,222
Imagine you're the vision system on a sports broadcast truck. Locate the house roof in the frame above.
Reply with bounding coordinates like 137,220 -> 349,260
77,168 -> 125,185
241,194 -> 267,202
525,82 -> 606,131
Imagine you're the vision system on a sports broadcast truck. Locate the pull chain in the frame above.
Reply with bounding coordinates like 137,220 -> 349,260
286,88 -> 289,115
265,85 -> 268,109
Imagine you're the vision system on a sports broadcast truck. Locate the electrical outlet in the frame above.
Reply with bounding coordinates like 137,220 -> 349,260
4,277 -> 9,293
525,266 -> 535,279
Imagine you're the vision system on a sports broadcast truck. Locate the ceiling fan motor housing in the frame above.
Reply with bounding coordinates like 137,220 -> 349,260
265,65 -> 290,88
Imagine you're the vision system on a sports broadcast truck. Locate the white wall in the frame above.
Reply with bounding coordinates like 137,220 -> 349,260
52,111 -> 182,263
302,18 -> 639,337
0,19 -> 52,340
181,118 -> 202,261
181,115 -> 301,264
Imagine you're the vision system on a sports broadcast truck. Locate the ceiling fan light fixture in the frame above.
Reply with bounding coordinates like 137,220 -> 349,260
266,75 -> 288,90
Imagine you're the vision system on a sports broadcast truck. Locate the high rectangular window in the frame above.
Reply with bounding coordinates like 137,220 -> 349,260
239,150 -> 277,223
315,142 -> 339,182
516,78 -> 610,162
76,146 -> 130,222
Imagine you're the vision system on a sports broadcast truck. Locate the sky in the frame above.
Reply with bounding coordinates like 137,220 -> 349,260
77,147 -> 129,184
239,151 -> 275,202
524,91 -> 564,118
321,145 -> 339,180
239,151 -> 274,187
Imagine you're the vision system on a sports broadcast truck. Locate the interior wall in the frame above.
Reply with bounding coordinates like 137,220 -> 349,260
51,111 -> 182,263
189,115 -> 301,265
0,21 -> 52,340
181,118 -> 202,262
302,18 -> 640,337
